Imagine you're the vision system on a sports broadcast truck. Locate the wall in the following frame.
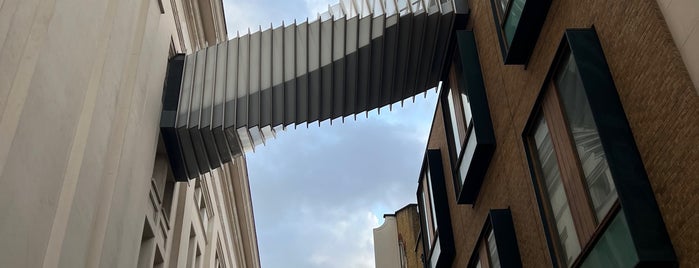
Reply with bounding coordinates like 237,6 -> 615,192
374,216 -> 401,268
162,156 -> 259,268
0,0 -> 232,267
656,0 -> 699,93
427,0 -> 699,266
394,205 -> 423,268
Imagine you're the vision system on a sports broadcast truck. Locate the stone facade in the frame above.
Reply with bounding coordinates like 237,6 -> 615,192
0,0 -> 259,267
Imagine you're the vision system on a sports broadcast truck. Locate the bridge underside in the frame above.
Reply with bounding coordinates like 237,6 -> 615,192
161,0 -> 468,181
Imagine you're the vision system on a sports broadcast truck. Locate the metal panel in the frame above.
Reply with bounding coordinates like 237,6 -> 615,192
356,15 -> 372,116
177,52 -> 195,129
162,0 -> 467,180
202,45 -> 216,129
394,13 -> 413,105
189,48 -> 210,174
213,43 -> 227,129
272,26 -> 285,127
201,46 -> 220,169
249,30 -> 261,128
320,18 -> 334,121
381,14 -> 398,109
250,125 -> 264,147
332,16 -> 346,122
224,37 -> 242,157
260,28 -> 273,128
224,36 -> 239,130
417,11 -> 439,91
368,14 -> 384,112
344,16 -> 358,118
295,21 -> 308,125
176,53 -> 199,178
237,34 -> 250,128
430,12 -> 454,84
307,20 -> 321,124
283,23 -> 296,126
213,43 -> 230,162
405,10 -> 426,101
237,127 -> 253,153
190,49 -> 206,128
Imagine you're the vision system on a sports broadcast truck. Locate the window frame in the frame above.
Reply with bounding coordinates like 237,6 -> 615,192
417,149 -> 455,268
488,0 -> 552,65
521,28 -> 677,267
468,209 -> 522,268
441,30 -> 496,205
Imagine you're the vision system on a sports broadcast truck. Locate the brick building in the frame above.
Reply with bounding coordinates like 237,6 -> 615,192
411,0 -> 698,267
374,204 -> 424,268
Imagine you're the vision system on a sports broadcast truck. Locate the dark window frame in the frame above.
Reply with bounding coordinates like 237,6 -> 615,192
468,209 -> 523,268
521,28 -> 677,267
441,30 -> 496,205
488,0 -> 551,65
417,149 -> 455,268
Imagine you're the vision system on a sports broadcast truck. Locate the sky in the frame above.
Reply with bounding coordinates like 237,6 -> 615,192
221,1 -> 438,267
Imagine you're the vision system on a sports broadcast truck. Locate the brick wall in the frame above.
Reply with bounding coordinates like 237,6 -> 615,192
427,0 -> 699,266
395,205 -> 423,268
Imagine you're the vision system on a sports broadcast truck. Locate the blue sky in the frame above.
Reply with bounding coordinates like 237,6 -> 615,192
222,1 -> 438,267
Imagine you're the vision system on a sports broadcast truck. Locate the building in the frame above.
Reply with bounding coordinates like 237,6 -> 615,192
373,204 -> 423,268
0,0 -> 259,267
407,0 -> 698,268
2,0 -> 697,267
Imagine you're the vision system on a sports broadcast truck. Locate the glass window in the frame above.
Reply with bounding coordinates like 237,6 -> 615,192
486,230 -> 501,268
461,92 -> 472,126
532,116 -> 581,266
502,0 -> 525,45
525,49 -> 625,267
580,211 -> 639,268
445,87 -> 477,193
418,151 -> 455,268
427,172 -> 438,238
421,189 -> 432,245
447,89 -> 462,150
524,30 -> 676,268
554,53 -> 617,221
497,0 -> 509,14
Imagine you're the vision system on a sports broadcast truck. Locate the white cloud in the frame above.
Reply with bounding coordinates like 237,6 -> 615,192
305,0 -> 333,17
246,93 -> 436,268
307,210 -> 379,268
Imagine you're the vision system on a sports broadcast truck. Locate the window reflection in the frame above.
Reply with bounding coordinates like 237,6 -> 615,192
487,229 -> 501,268
533,116 -> 581,266
555,52 -> 617,222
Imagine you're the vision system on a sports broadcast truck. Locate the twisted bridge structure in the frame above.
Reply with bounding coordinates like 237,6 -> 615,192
161,0 -> 468,181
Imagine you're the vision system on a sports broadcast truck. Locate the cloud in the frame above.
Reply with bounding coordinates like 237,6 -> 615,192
223,0 -> 315,37
305,0 -> 333,17
220,1 -> 439,267
246,93 -> 437,268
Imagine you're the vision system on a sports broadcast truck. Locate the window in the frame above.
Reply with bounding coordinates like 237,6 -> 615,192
417,149 -> 455,268
489,0 -> 551,64
468,209 -> 522,268
195,179 -> 210,230
443,30 -> 495,204
522,29 -> 676,267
